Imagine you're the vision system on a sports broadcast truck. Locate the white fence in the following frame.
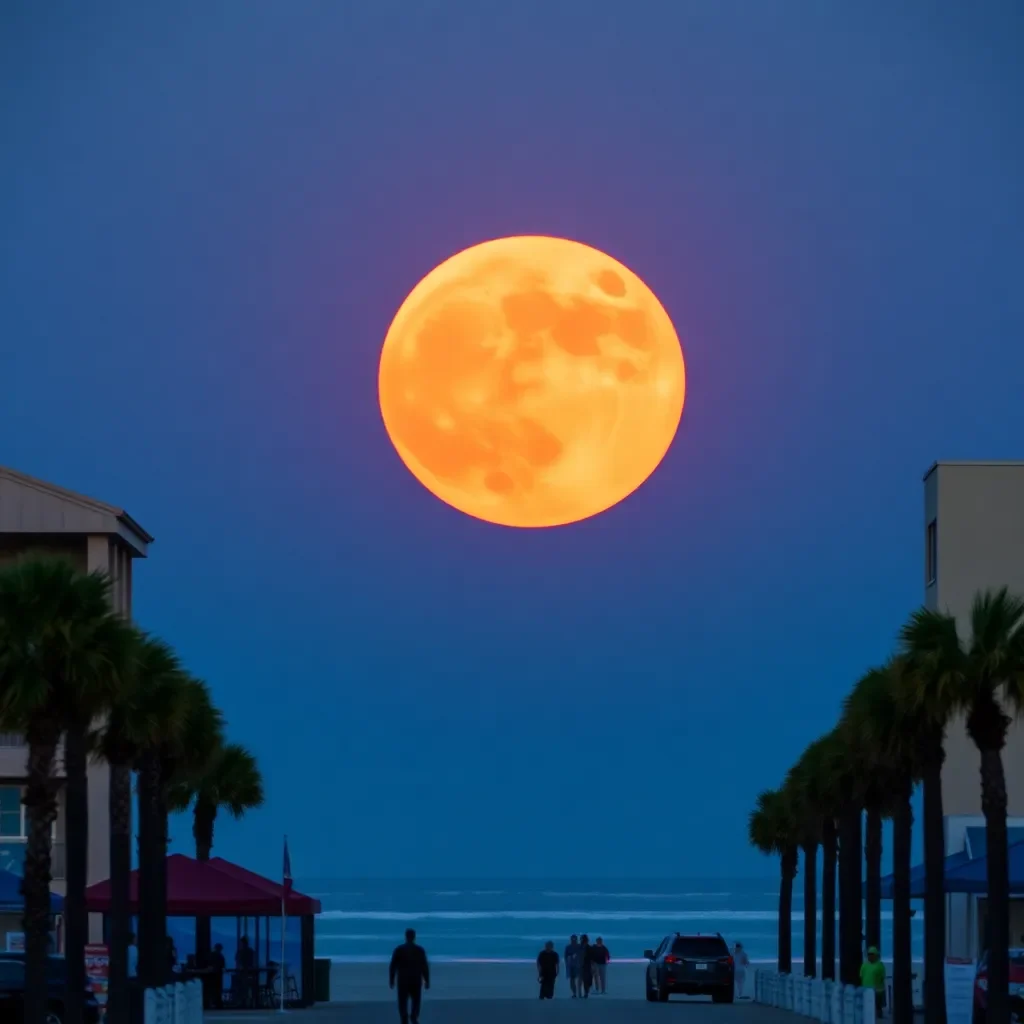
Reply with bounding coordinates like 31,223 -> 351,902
143,979 -> 203,1024
755,969 -> 877,1024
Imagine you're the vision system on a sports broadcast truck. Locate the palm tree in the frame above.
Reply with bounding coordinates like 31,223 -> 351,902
822,727 -> 867,987
749,788 -> 799,973
821,809 -> 838,981
137,676 -> 223,986
843,671 -> 901,957
900,606 -> 968,1024
845,661 -> 920,1024
786,737 -> 833,978
99,633 -> 188,1024
167,742 -> 263,963
0,559 -> 132,1024
905,590 -> 1024,1024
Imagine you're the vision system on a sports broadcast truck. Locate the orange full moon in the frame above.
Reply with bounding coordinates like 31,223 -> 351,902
378,235 -> 686,528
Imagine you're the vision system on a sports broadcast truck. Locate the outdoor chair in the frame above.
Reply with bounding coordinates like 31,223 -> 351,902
260,967 -> 278,1008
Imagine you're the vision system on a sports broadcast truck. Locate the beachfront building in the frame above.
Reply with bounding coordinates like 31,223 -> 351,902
923,461 -> 1024,958
0,463 -> 151,941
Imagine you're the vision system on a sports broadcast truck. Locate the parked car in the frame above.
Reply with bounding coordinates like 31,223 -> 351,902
644,932 -> 735,1003
973,948 -> 1024,1024
0,953 -> 101,1024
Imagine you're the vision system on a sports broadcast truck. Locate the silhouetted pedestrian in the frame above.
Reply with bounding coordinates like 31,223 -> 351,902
389,928 -> 430,1024
579,935 -> 593,998
564,935 -> 581,997
591,937 -> 610,993
537,941 -> 559,999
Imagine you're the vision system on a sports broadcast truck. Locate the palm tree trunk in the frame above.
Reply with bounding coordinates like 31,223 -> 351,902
155,772 -> 170,980
922,732 -> 948,1024
23,729 -> 60,1024
892,778 -> 914,1024
193,800 -> 216,966
63,723 -> 89,1024
980,745 -> 1011,1023
839,806 -> 863,986
106,761 -> 132,1024
802,841 -> 818,976
779,847 -> 798,973
967,695 -> 1012,1024
865,803 -> 883,951
822,818 -> 837,981
137,750 -> 163,987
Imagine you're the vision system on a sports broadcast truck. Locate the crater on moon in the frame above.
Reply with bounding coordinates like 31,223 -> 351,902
378,235 -> 686,528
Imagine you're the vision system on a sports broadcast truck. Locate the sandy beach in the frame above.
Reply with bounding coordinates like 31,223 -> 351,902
328,960 -> 754,1002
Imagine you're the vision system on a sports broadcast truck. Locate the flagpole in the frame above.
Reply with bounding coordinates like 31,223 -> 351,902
280,833 -> 288,1014
279,891 -> 286,1013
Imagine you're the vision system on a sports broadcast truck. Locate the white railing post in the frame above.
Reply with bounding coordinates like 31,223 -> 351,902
823,980 -> 834,1023
861,985 -> 876,1024
833,981 -> 845,1024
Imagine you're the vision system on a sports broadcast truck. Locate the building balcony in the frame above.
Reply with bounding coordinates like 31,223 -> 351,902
0,841 -> 65,881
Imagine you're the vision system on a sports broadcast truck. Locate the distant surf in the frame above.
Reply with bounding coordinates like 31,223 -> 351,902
307,878 -> 923,965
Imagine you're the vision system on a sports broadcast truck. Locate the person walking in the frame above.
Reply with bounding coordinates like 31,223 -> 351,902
209,943 -> 226,1009
564,935 -> 581,997
591,937 -> 610,993
389,928 -> 430,1024
537,941 -> 560,999
733,942 -> 750,999
578,935 -> 593,998
859,946 -> 886,1019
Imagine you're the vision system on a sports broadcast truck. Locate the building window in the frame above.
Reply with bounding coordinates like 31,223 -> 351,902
0,787 -> 22,838
926,519 -> 937,585
0,786 -> 56,839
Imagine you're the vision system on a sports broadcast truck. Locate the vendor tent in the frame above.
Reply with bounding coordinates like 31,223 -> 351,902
85,854 -> 290,916
0,868 -> 63,914
206,858 -> 321,915
85,854 -> 321,1006
880,827 -> 1024,898
941,839 -> 1024,895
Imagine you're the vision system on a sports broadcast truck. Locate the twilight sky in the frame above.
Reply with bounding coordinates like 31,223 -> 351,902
2,2 -> 1023,880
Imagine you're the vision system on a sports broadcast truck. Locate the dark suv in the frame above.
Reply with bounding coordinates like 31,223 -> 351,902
644,932 -> 735,1003
0,954 -> 101,1024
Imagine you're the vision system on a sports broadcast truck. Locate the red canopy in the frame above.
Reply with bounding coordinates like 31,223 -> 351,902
85,854 -> 322,917
207,857 -> 321,915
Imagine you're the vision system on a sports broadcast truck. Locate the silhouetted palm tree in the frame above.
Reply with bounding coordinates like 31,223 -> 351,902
0,559 -> 134,1024
137,676 -> 222,986
905,590 -> 1024,1024
749,789 -> 799,973
100,633 -> 188,1024
845,660 -> 920,1024
786,737 -> 834,978
168,742 -> 263,963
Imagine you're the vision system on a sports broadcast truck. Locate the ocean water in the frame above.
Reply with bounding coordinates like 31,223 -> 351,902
308,878 -> 925,964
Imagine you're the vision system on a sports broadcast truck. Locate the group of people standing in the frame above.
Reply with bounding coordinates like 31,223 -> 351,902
536,934 -> 611,999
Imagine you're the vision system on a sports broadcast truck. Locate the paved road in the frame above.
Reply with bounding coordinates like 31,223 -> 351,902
212,996 -> 800,1024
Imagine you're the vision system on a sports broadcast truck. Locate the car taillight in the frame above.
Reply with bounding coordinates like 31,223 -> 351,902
664,956 -> 681,965
719,956 -> 734,966
977,977 -> 988,991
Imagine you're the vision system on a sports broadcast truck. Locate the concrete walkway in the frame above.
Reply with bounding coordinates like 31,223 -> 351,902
209,996 -> 802,1024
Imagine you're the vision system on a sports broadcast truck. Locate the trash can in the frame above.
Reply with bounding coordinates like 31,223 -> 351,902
314,957 -> 331,1002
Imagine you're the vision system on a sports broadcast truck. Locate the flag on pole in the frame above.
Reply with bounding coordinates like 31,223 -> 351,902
283,835 -> 293,897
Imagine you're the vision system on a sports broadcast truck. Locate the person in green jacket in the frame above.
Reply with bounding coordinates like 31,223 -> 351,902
860,946 -> 887,1017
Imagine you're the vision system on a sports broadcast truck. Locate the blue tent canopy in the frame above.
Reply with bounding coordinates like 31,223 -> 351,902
0,868 -> 63,914
879,828 -> 1024,898
943,840 -> 1024,895
880,850 -> 969,899
966,826 -> 1024,859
